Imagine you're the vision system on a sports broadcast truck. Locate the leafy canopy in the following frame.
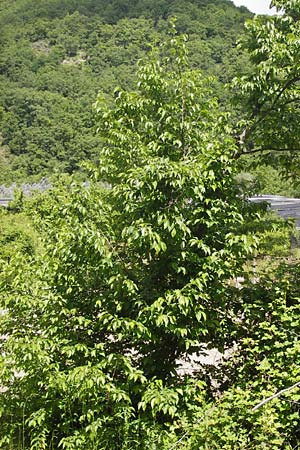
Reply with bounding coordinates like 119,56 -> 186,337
234,0 -> 300,175
0,31 -> 255,449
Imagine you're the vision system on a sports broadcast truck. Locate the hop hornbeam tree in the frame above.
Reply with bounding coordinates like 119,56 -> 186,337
0,29 -> 257,449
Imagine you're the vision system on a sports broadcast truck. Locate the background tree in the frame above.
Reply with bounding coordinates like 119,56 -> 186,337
234,0 -> 300,174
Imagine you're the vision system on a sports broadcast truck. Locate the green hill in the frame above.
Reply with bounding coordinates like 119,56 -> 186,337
0,0 -> 252,182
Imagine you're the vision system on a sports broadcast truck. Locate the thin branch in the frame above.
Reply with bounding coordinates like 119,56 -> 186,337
240,147 -> 300,156
237,76 -> 300,150
268,76 -> 300,113
167,405 -> 216,450
252,381 -> 300,411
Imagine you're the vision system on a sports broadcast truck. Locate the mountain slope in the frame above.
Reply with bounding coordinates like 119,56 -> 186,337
0,0 -> 252,182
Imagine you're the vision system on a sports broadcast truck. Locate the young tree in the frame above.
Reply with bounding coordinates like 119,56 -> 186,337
0,30 -> 256,449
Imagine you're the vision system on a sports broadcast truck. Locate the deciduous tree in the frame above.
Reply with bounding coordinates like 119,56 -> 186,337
0,31 -> 255,449
234,0 -> 300,176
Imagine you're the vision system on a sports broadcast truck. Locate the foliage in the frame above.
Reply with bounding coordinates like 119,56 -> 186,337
1,2 -> 300,449
196,262 -> 300,449
0,0 -> 251,182
236,162 -> 300,197
0,34 -> 257,449
0,207 -> 39,262
234,0 -> 300,178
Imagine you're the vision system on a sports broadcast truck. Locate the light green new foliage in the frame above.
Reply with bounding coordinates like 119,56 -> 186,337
0,31 -> 255,449
94,29 -> 255,375
0,208 -> 38,261
189,262 -> 300,450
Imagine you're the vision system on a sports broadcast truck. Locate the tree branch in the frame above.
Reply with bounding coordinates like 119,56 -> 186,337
237,76 -> 300,151
240,147 -> 300,156
252,381 -> 300,411
168,405 -> 217,450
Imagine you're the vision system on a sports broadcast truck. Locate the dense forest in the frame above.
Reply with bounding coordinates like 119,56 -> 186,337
0,0 -> 251,182
2,0 -> 300,449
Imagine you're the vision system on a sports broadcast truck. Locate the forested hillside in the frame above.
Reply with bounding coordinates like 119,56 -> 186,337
0,0 -> 251,182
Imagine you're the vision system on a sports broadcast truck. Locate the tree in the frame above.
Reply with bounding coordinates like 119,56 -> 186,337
0,31 -> 256,449
234,0 -> 300,175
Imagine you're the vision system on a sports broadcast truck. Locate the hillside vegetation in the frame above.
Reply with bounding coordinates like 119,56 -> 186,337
0,0 -> 251,181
